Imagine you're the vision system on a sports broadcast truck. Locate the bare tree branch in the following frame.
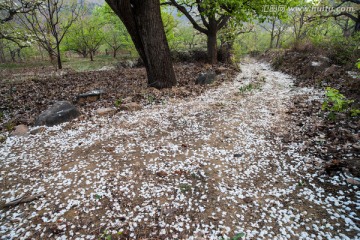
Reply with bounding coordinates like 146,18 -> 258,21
167,0 -> 208,34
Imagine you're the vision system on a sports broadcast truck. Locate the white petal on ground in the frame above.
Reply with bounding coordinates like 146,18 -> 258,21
0,59 -> 358,239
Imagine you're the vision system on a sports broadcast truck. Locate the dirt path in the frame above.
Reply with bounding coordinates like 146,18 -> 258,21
1,59 -> 359,240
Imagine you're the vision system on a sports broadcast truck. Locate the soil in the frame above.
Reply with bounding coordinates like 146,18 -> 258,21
259,49 -> 360,178
0,58 -> 359,239
0,63 -> 238,131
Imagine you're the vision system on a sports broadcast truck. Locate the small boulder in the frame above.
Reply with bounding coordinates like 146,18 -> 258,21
119,102 -> 142,111
30,126 -> 46,135
96,107 -> 116,116
35,101 -> 81,126
77,89 -> 105,104
196,72 -> 217,85
11,124 -> 29,136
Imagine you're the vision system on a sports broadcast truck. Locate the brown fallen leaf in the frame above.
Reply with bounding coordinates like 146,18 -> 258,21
156,171 -> 168,177
243,197 -> 254,204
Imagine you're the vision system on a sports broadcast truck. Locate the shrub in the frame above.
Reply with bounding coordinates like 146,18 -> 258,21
323,34 -> 360,67
322,87 -> 359,120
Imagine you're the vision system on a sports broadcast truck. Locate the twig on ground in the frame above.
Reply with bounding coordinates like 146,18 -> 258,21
1,193 -> 45,209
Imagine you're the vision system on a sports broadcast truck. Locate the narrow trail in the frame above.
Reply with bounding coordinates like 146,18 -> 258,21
1,59 -> 359,240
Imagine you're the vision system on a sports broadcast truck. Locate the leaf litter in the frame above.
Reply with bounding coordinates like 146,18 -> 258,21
0,58 -> 359,239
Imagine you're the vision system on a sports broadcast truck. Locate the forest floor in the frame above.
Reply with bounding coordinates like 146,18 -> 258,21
0,58 -> 359,239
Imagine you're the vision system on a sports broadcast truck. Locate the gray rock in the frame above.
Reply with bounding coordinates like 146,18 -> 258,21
196,72 -> 217,85
35,101 -> 80,126
77,89 -> 105,104
234,153 -> 243,158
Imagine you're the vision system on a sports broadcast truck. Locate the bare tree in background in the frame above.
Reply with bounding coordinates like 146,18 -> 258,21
19,0 -> 82,69
261,17 -> 289,49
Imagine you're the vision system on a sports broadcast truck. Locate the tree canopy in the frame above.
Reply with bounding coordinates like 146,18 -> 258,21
164,0 -> 299,63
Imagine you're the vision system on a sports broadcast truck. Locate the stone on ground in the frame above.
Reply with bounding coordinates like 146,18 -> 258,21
96,108 -> 116,116
77,89 -> 105,104
11,124 -> 29,136
35,101 -> 81,126
196,72 -> 217,85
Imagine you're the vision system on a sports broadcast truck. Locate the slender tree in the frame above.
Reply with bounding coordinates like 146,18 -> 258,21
63,16 -> 104,61
93,4 -> 135,58
19,0 -> 82,69
261,16 -> 289,48
105,0 -> 176,89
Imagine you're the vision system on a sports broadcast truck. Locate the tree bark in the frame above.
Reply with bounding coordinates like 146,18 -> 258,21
355,14 -> 360,32
105,0 -> 176,89
207,32 -> 217,64
207,17 -> 218,64
56,44 -> 62,69
270,19 -> 276,49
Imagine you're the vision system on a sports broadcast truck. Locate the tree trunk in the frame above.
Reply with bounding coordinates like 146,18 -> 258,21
275,34 -> 281,48
48,50 -> 56,65
82,51 -> 88,58
105,0 -> 176,89
113,48 -> 117,58
207,32 -> 217,64
355,16 -> 360,32
90,51 -> 94,61
56,44 -> 62,69
270,19 -> 276,49
10,50 -> 16,62
0,42 -> 5,63
207,17 -> 218,64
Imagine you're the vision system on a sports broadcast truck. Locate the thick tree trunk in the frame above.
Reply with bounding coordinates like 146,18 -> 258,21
207,17 -> 218,64
207,32 -> 217,64
105,0 -> 176,89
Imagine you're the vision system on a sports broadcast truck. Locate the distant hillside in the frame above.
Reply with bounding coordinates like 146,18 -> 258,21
84,0 -> 104,4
